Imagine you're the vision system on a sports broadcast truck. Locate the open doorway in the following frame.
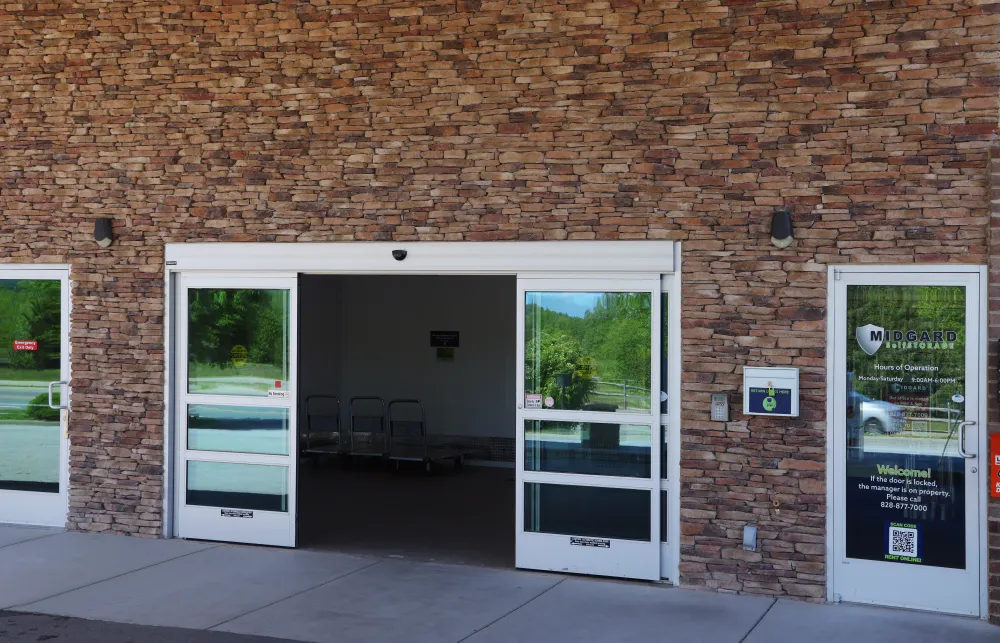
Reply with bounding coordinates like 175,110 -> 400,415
296,275 -> 516,567
168,241 -> 678,580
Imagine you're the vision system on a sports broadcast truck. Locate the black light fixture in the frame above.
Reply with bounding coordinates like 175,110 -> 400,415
94,218 -> 113,248
770,209 -> 793,248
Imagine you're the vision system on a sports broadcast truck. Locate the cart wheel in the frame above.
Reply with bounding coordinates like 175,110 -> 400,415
425,461 -> 432,474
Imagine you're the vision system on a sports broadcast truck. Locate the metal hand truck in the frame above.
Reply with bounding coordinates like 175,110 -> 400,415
387,399 -> 466,473
349,396 -> 388,460
301,395 -> 342,462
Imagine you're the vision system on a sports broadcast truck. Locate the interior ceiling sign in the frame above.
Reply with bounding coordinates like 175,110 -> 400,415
430,331 -> 459,347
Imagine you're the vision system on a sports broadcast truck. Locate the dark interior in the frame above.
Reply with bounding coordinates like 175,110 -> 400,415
295,274 -> 517,567
298,462 -> 514,567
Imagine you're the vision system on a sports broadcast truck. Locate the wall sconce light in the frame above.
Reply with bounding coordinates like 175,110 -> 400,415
94,218 -> 114,249
770,209 -> 793,248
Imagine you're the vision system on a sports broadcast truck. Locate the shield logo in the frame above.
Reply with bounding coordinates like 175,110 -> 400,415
856,324 -> 885,356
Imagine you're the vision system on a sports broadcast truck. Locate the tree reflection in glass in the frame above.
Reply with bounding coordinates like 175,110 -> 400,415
0,280 -> 62,492
525,292 -> 651,412
188,289 -> 289,396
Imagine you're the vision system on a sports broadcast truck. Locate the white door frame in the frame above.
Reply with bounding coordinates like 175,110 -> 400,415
825,265 -> 987,618
515,275 -> 662,580
164,241 -> 676,275
660,268 -> 682,582
0,265 -> 71,528
163,241 -> 681,582
173,272 -> 298,547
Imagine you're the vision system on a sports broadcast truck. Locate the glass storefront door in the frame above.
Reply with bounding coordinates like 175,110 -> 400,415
175,274 -> 298,547
832,270 -> 982,615
0,269 -> 69,527
516,277 -> 661,579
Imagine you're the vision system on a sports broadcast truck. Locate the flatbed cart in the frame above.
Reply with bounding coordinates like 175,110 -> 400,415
349,396 -> 388,461
387,399 -> 467,473
301,395 -> 343,462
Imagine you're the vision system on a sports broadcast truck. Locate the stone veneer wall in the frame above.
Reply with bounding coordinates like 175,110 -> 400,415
988,139 -> 1000,622
0,0 -> 997,606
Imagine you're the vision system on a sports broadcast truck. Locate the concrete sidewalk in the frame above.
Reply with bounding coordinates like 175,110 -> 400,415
0,525 -> 995,643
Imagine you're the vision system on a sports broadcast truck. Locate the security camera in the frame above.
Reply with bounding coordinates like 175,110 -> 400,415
392,249 -> 407,261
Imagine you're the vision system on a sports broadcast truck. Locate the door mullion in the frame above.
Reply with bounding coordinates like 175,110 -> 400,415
522,471 -> 654,490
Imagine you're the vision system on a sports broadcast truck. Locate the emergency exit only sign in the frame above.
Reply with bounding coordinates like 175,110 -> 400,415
13,340 -> 37,351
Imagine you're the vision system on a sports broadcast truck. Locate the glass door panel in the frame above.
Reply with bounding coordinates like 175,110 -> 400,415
845,285 -> 967,566
187,404 -> 291,455
176,275 -> 297,547
187,288 -> 290,397
524,291 -> 652,413
525,420 -> 651,478
186,461 -> 289,512
0,271 -> 69,527
516,277 -> 660,580
524,483 -> 652,541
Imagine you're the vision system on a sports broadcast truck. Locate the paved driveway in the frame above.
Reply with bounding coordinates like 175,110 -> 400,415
0,525 -> 996,643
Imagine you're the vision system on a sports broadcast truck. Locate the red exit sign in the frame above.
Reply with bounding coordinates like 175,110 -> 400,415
13,340 -> 37,351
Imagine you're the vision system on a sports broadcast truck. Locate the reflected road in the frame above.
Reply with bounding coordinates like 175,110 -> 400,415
0,385 -> 46,410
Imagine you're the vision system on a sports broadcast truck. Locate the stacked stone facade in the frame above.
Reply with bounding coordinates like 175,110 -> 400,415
988,139 -> 1000,621
0,0 -> 997,614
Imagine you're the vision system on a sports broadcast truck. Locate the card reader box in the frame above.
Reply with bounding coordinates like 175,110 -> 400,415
743,367 -> 799,417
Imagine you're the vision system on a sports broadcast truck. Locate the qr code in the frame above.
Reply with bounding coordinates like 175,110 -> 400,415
889,526 -> 917,556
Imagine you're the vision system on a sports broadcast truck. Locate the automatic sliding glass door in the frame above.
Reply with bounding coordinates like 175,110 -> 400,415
175,274 -> 298,547
515,277 -> 661,580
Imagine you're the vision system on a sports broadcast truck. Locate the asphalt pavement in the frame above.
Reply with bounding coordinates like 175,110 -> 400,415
0,611 -> 294,643
0,385 -> 46,409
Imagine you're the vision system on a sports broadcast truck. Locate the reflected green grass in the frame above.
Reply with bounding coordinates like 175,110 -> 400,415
0,367 -> 59,383
188,363 -> 284,381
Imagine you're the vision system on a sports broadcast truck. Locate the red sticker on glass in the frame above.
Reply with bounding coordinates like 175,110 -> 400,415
13,340 -> 37,351
274,380 -> 282,389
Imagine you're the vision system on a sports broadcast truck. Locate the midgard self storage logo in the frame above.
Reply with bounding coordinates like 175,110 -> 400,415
855,324 -> 957,356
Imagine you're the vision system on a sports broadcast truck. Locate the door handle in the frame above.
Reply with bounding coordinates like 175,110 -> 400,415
48,381 -> 69,410
957,420 -> 976,459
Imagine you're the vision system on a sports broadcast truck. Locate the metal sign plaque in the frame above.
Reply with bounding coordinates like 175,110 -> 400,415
430,331 -> 460,348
